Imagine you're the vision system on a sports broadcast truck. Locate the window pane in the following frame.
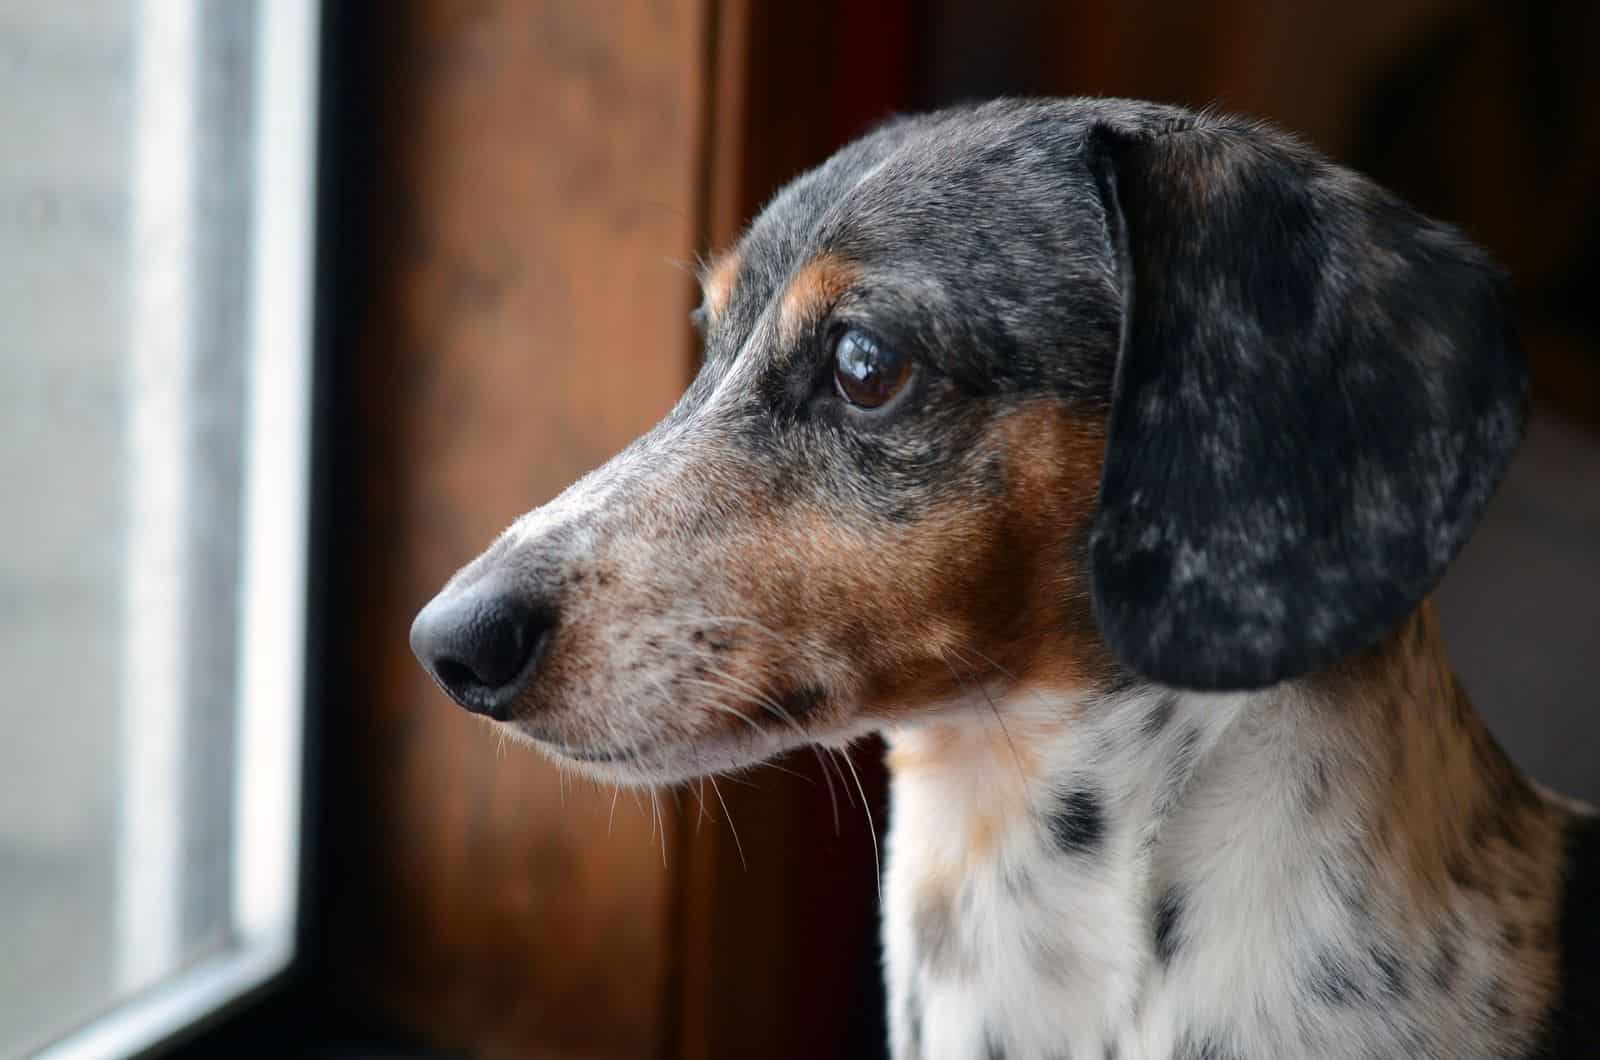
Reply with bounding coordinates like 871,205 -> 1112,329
0,2 -> 293,1055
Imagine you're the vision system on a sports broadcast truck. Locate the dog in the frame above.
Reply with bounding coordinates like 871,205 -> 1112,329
409,98 -> 1598,1059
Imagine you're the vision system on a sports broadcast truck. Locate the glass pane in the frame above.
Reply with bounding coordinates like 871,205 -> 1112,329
0,2 -> 264,1054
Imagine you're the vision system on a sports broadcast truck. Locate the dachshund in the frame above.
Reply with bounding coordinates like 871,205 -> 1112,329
411,98 -> 1597,1059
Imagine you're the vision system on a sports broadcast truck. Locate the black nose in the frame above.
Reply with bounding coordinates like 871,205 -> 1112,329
409,582 -> 552,719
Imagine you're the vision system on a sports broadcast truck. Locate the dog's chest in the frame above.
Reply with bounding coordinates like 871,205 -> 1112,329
881,747 -> 1338,1060
883,847 -> 1153,1060
881,715 -> 1170,1060
880,696 -> 1563,1060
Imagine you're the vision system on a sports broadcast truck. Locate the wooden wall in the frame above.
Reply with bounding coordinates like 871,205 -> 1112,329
320,2 -> 708,1056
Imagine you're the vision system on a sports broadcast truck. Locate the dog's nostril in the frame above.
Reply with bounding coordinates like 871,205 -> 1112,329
409,586 -> 553,720
457,610 -> 536,689
434,656 -> 484,695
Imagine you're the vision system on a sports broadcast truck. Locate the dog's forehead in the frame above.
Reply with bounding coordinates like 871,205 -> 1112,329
740,105 -> 1105,281
697,101 -> 1160,399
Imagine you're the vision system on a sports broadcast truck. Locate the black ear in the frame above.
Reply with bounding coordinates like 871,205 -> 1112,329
1086,116 -> 1527,691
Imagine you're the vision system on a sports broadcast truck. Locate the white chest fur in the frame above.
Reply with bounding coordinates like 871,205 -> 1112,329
881,686 -> 1225,1060
879,681 -> 1557,1060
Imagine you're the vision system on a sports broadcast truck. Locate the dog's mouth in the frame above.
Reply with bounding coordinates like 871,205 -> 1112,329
537,740 -> 652,764
514,692 -> 870,787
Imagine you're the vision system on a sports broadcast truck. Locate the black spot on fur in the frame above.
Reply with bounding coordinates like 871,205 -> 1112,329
1301,756 -> 1333,814
1178,1037 -> 1243,1060
1002,860 -> 1033,899
1141,692 -> 1178,737
1048,786 -> 1106,856
1430,918 -> 1462,990
1372,944 -> 1410,1000
1321,856 -> 1371,921
1153,887 -> 1184,965
984,1031 -> 1007,1060
1308,950 -> 1364,1006
772,683 -> 826,721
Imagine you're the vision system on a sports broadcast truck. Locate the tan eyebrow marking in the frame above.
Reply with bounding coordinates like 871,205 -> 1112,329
699,250 -> 742,321
777,255 -> 858,348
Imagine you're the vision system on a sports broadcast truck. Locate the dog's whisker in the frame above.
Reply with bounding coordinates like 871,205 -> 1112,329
839,748 -> 881,906
669,680 -> 766,732
951,642 -> 1055,715
668,679 -> 821,791
650,789 -> 668,868
709,776 -> 746,871
818,747 -> 843,835
830,748 -> 857,810
677,663 -> 799,726
944,647 -> 1031,798
693,778 -> 709,834
687,667 -> 847,827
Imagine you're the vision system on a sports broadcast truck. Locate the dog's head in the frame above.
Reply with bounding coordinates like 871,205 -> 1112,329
410,99 -> 1525,784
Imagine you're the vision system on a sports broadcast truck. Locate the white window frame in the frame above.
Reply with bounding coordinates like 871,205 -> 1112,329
31,0 -> 320,1055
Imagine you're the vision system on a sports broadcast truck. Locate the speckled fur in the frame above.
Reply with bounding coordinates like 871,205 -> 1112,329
416,99 -> 1598,1058
884,607 -> 1585,1060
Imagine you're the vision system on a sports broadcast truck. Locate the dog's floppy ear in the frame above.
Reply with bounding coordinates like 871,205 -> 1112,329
1085,117 -> 1527,691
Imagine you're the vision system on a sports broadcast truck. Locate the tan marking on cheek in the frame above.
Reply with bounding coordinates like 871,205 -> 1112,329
720,401 -> 1118,721
651,400 -> 1113,732
777,255 -> 857,348
968,404 -> 1114,690
701,250 -> 741,320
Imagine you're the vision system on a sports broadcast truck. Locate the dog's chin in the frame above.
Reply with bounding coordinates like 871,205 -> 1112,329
511,722 -> 806,788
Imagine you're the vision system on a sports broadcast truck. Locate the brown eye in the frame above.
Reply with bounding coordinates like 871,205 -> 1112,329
832,328 -> 912,409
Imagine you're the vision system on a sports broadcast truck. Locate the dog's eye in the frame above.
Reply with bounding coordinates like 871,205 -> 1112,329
833,328 -> 911,409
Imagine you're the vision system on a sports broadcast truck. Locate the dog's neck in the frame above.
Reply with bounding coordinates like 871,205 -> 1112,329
882,603 -> 1570,1060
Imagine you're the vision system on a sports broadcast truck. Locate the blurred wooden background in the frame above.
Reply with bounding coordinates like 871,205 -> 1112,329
217,2 -> 1600,1058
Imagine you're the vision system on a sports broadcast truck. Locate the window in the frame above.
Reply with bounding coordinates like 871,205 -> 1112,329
0,2 -> 318,1056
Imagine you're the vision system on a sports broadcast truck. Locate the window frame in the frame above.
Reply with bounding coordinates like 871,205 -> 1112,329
30,0 -> 320,1056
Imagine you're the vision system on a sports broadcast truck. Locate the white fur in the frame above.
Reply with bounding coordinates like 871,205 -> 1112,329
882,681 -> 1545,1060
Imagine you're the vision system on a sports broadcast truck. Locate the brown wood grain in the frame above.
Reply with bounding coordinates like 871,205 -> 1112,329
328,2 -> 710,1056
